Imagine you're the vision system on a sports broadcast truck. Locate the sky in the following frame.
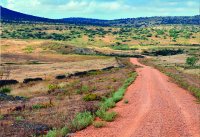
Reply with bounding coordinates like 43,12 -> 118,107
0,0 -> 199,19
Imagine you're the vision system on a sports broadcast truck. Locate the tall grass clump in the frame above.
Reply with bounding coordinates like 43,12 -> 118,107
70,111 -> 94,131
0,87 -> 11,94
46,127 -> 69,137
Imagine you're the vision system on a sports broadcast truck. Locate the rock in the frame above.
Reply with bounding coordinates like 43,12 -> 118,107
0,80 -> 19,87
0,93 -> 26,101
55,75 -> 66,79
23,78 -> 43,84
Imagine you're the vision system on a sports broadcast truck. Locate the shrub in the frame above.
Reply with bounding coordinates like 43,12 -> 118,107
0,87 -> 11,94
23,46 -> 34,53
15,116 -> 24,122
0,115 -> 3,120
186,56 -> 199,66
70,111 -> 94,131
100,98 -> 116,111
96,110 -> 117,122
83,93 -> 99,101
48,84 -> 59,91
93,121 -> 106,128
46,129 -> 57,137
46,127 -> 69,137
103,111 -> 117,122
81,85 -> 90,93
32,104 -> 47,109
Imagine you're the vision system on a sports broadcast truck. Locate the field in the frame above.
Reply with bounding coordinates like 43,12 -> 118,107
0,22 -> 200,137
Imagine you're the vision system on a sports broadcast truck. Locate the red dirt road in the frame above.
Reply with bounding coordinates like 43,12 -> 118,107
74,58 -> 200,137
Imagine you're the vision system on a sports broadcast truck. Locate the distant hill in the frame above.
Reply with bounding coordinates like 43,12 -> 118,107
1,6 -> 199,27
0,6 -> 59,23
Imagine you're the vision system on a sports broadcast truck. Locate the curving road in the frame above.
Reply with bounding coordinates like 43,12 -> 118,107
73,58 -> 200,137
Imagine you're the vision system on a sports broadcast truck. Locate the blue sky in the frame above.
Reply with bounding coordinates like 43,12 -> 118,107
0,0 -> 199,19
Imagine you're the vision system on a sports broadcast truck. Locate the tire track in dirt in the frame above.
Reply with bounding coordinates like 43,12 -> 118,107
73,58 -> 200,137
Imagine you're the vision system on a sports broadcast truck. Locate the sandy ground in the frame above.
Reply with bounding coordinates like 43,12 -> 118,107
73,58 -> 200,137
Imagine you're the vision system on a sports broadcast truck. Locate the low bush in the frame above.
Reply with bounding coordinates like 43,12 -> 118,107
186,56 -> 199,66
70,111 -> 94,131
46,126 -> 70,137
48,84 -> 59,91
83,93 -> 99,101
93,121 -> 106,128
32,104 -> 49,109
0,87 -> 11,94
0,115 -> 3,120
15,116 -> 24,122
96,109 -> 117,122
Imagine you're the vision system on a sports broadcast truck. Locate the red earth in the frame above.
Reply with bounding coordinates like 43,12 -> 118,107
73,58 -> 200,137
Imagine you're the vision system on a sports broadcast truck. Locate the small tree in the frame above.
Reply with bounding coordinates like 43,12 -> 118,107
186,56 -> 199,66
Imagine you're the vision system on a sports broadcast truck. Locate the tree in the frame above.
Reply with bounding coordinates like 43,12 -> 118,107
186,56 -> 199,66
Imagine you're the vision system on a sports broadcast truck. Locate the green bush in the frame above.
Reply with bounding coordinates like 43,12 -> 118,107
32,104 -> 46,109
96,109 -> 117,122
0,115 -> 4,120
46,129 -> 57,137
186,56 -> 199,66
81,85 -> 90,93
46,127 -> 69,137
0,87 -> 11,94
15,116 -> 24,122
100,98 -> 116,111
103,111 -> 117,122
70,111 -> 94,131
83,93 -> 99,101
93,121 -> 106,128
48,84 -> 59,91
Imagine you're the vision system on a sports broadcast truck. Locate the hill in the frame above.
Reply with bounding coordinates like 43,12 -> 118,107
1,6 -> 200,27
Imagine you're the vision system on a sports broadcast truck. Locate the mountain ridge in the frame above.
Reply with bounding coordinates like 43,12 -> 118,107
1,6 -> 199,27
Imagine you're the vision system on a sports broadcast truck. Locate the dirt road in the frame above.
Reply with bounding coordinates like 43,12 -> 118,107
74,58 -> 200,137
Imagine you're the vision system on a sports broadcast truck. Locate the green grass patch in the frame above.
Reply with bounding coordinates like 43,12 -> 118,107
93,121 -> 106,128
46,126 -> 70,137
69,111 -> 94,131
0,87 -> 11,94
83,93 -> 99,101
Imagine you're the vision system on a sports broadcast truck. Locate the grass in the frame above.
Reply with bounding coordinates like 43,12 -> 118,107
83,93 -> 99,101
0,87 -> 11,94
15,116 -> 24,122
32,104 -> 48,109
70,111 -> 94,131
0,115 -> 4,120
23,46 -> 34,53
93,121 -> 106,128
46,127 -> 69,137
96,110 -> 117,122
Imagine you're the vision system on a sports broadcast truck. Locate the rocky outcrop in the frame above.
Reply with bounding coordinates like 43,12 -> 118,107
0,80 -> 19,87
23,78 -> 43,84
